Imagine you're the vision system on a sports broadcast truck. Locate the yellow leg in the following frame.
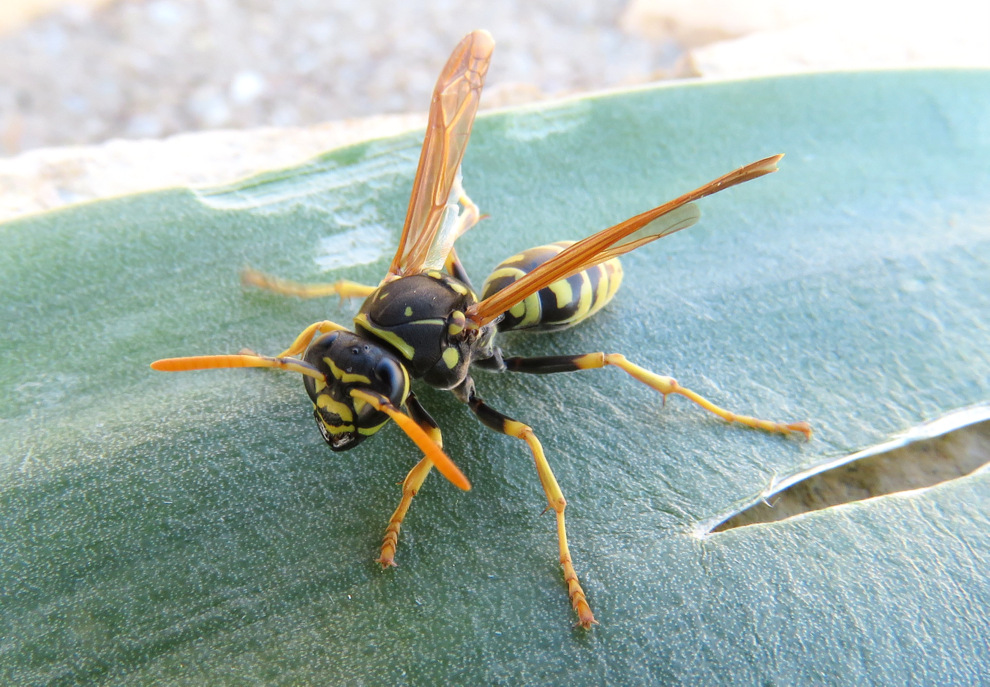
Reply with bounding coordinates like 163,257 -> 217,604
377,393 -> 443,567
378,457 -> 435,567
572,353 -> 812,439
242,267 -> 378,300
466,386 -> 597,629
504,419 -> 597,629
274,320 -> 349,358
441,185 -> 483,283
452,183 -> 482,238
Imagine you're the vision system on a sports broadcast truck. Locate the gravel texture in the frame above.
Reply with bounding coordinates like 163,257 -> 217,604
3,0 -> 984,158
0,0 -> 679,156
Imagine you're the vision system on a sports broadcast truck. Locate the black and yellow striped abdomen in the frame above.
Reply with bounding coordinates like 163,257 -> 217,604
481,241 -> 623,333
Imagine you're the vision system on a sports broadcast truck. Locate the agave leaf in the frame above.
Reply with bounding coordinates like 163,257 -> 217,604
1,70 -> 988,684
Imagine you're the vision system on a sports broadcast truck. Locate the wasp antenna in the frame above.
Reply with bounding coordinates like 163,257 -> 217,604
151,354 -> 327,383
349,388 -> 471,491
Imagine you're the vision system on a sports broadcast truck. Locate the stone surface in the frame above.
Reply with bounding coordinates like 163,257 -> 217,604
0,115 -> 422,220
0,0 -> 671,157
620,0 -> 990,77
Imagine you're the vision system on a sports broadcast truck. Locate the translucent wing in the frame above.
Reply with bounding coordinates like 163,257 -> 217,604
386,30 -> 494,278
466,154 -> 783,326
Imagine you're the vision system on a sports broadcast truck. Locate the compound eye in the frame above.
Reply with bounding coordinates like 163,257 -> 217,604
374,358 -> 408,405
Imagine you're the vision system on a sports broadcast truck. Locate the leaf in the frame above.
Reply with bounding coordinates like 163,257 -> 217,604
2,70 -> 988,684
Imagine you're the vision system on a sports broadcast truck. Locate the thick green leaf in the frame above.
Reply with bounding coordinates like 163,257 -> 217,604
2,71 -> 988,684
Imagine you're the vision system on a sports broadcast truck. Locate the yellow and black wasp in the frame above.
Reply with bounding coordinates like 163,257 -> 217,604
152,30 -> 811,629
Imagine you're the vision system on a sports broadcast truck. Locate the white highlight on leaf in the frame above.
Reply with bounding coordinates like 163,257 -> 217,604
503,100 -> 590,142
314,222 -> 392,271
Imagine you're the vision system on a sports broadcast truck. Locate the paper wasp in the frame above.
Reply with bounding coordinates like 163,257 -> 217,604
152,30 -> 811,628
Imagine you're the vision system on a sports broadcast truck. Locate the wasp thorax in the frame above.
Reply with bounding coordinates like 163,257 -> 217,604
354,272 -> 493,391
302,330 -> 409,451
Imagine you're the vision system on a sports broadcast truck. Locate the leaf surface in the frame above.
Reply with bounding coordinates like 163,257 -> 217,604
1,70 -> 988,684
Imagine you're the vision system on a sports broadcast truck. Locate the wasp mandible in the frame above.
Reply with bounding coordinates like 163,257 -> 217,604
153,30 -> 811,629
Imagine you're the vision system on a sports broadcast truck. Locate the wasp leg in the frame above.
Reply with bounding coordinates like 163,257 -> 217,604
274,320 -> 350,358
451,177 -> 482,240
377,392 -> 441,568
494,353 -> 812,439
442,182 -> 483,287
444,247 -> 473,287
242,268 -> 378,301
457,378 -> 597,629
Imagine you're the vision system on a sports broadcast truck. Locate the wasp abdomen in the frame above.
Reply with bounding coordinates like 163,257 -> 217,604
481,241 -> 623,333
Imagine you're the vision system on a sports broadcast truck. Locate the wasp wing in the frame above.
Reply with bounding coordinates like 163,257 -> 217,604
386,30 -> 494,279
465,154 -> 783,326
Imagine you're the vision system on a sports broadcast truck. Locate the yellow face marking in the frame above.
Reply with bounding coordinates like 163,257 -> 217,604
353,313 -> 416,360
442,347 -> 460,369
324,357 -> 372,385
316,393 -> 353,421
358,419 -> 389,436
313,377 -> 327,393
319,417 -> 356,435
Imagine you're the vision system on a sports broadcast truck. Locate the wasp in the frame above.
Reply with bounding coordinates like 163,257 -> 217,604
152,30 -> 811,629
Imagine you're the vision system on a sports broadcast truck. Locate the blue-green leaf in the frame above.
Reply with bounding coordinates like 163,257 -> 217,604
1,70 -> 988,684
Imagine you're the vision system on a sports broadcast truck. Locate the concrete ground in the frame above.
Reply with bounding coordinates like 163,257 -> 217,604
1,0 -> 986,156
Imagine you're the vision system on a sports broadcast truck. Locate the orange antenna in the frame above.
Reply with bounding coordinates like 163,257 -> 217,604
350,388 -> 471,491
151,353 -> 326,383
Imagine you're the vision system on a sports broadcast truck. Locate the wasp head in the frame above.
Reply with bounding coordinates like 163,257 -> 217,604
302,330 -> 409,451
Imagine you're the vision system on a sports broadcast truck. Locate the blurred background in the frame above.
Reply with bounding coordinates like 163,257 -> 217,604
1,0 -> 987,157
